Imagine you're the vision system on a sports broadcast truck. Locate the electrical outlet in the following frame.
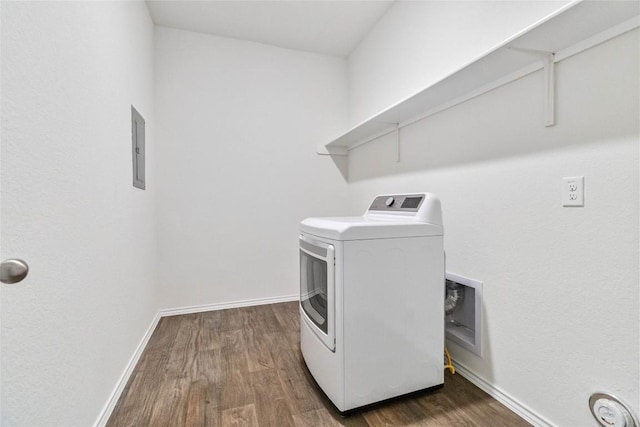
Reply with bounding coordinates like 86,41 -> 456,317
562,176 -> 584,207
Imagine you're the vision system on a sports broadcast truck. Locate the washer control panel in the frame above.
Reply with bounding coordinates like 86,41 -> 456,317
369,194 -> 425,212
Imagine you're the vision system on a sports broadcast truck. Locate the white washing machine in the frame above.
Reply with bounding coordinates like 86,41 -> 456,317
299,193 -> 445,413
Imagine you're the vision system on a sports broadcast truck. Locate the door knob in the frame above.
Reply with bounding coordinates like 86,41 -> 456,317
0,259 -> 29,284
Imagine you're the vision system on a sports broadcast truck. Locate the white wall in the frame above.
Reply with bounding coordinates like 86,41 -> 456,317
2,2 -> 636,426
347,14 -> 639,427
154,27 -> 349,309
1,2 -> 157,426
347,0 -> 570,125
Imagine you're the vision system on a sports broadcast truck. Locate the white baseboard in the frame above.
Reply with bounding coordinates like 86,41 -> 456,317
93,294 -> 299,426
158,294 -> 299,317
94,311 -> 161,427
453,359 -> 555,427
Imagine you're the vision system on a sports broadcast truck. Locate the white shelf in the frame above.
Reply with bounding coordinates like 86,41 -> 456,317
321,1 -> 640,155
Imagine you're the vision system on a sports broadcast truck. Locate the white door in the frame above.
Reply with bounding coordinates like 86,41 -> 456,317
1,2 -> 158,426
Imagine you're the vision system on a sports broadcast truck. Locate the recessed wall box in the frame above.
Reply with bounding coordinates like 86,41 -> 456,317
131,106 -> 145,190
445,272 -> 483,357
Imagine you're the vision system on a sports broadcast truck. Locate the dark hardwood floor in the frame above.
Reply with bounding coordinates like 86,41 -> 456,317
107,301 -> 530,426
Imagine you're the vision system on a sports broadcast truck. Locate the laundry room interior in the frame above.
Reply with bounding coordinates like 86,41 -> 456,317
1,1 -> 638,426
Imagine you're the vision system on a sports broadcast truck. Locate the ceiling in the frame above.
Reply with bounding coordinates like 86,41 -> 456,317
145,0 -> 395,57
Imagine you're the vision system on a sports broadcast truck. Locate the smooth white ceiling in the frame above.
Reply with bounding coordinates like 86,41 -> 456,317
145,0 -> 395,57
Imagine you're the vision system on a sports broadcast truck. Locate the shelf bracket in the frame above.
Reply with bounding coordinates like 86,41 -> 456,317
542,52 -> 555,127
508,47 -> 556,127
394,123 -> 400,162
378,122 -> 401,162
316,144 -> 348,156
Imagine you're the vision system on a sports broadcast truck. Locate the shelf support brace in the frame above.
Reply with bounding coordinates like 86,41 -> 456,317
395,123 -> 400,162
316,144 -> 348,156
543,53 -> 555,127
378,122 -> 401,162
508,47 -> 555,127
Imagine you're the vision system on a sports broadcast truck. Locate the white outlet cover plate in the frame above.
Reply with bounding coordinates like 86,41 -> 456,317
562,176 -> 584,207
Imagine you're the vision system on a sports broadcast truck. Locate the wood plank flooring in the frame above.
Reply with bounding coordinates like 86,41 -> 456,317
107,302 -> 530,427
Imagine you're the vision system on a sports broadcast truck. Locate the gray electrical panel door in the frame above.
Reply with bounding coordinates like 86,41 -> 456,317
131,106 -> 145,190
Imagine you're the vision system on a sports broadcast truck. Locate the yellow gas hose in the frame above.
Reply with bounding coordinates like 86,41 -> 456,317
444,347 -> 456,374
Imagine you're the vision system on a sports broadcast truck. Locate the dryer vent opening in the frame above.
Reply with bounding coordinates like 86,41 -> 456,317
444,280 -> 465,315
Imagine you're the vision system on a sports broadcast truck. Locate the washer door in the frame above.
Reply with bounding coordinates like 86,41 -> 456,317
299,235 -> 335,351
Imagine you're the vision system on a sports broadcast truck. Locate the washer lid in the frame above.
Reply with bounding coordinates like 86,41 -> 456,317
301,192 -> 444,241
300,216 -> 443,240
